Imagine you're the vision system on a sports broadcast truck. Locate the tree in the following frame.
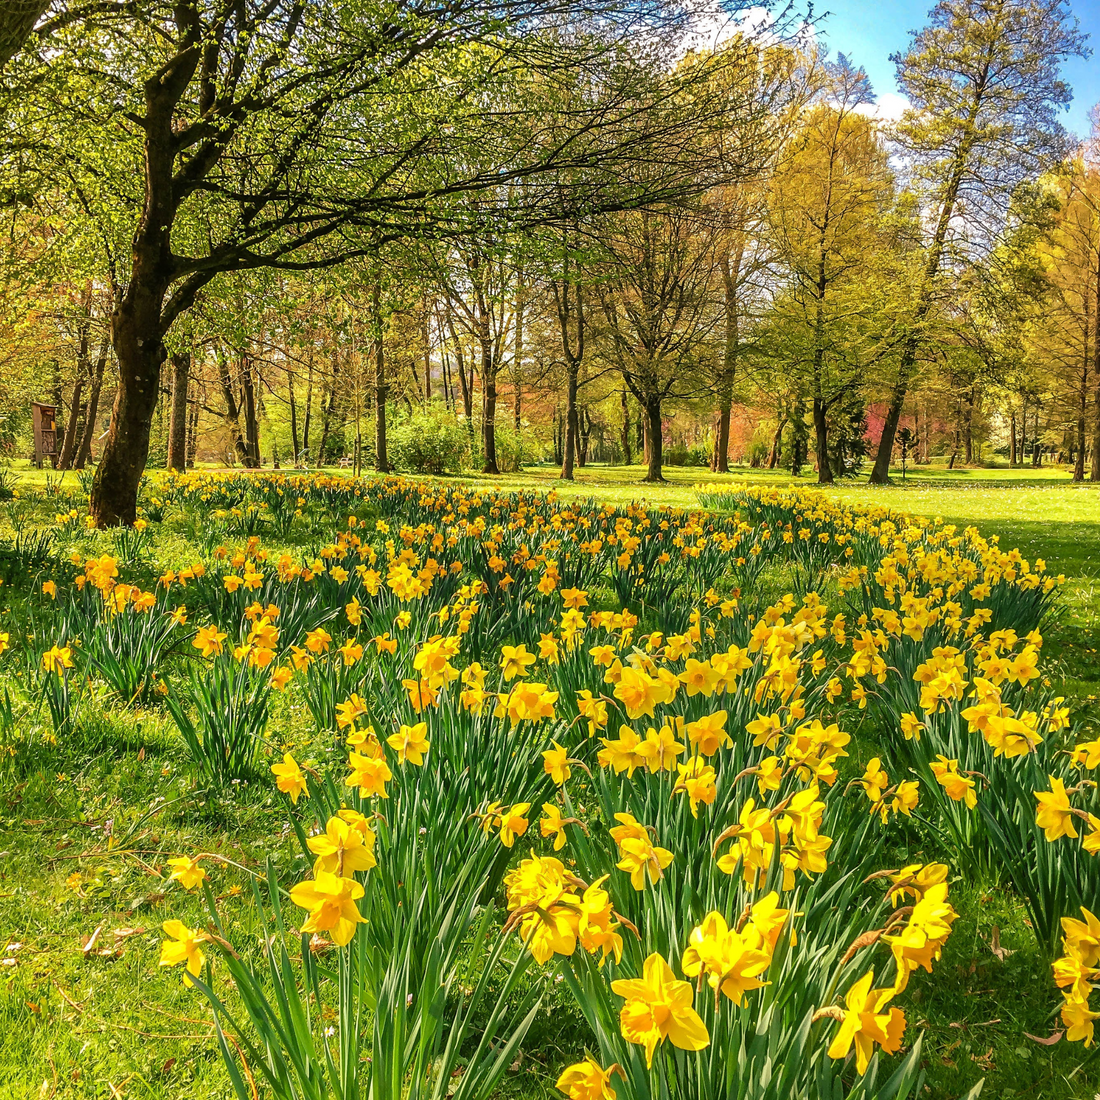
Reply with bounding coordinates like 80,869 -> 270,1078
596,204 -> 717,481
708,180 -> 770,472
5,0 -> 753,523
868,0 -> 1087,483
703,39 -> 806,473
429,234 -> 516,473
766,58 -> 895,483
1034,152 -> 1100,480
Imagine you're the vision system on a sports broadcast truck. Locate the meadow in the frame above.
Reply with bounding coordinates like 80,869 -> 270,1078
1,461 -> 1099,1100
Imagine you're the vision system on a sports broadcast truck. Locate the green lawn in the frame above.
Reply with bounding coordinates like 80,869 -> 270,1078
1,459 -> 1099,1099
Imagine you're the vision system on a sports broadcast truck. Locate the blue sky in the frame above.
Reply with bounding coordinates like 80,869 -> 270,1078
812,0 -> 1100,137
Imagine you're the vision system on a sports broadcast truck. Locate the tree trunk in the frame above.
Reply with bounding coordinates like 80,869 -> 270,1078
0,0 -> 50,71
553,277 -> 584,479
813,397 -> 833,484
1093,260 -> 1100,481
643,399 -> 664,482
166,350 -> 190,470
767,417 -> 785,469
620,390 -> 633,465
1074,313 -> 1088,481
712,229 -> 741,474
75,346 -> 108,469
90,284 -> 170,525
186,391 -> 198,467
1009,409 -> 1018,466
88,31 -> 206,525
447,309 -> 474,425
445,349 -> 456,410
217,350 -> 250,465
513,270 -> 524,430
578,408 -> 591,467
288,363 -> 301,462
482,360 -> 498,473
561,363 -> 578,480
713,400 -> 732,474
963,384 -> 975,465
318,359 -> 339,464
422,301 -> 432,402
870,376 -> 905,484
57,374 -> 85,470
373,281 -> 389,473
241,352 -> 260,467
302,354 -> 314,462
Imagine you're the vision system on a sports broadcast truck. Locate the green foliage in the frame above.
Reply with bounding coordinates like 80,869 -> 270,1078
664,442 -> 710,467
165,653 -> 271,785
388,406 -> 469,475
493,427 -> 544,473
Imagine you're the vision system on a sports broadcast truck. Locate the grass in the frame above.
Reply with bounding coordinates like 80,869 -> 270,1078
1,458 -> 1100,1098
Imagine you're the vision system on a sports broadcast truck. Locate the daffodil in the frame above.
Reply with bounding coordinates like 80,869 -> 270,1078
500,644 -> 536,680
270,752 -> 306,802
555,1057 -> 619,1100
308,815 -> 377,877
611,953 -> 709,1067
289,870 -> 366,946
387,722 -> 430,765
1035,776 -> 1078,842
825,970 -> 906,1075
345,750 -> 392,797
159,919 -> 209,985
498,803 -> 531,847
542,741 -> 571,785
681,910 -> 771,1005
167,855 -> 207,890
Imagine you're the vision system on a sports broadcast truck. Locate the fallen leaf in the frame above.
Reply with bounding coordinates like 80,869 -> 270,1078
970,1047 -> 996,1071
1024,1031 -> 1063,1046
988,925 -> 1014,961
81,924 -> 104,957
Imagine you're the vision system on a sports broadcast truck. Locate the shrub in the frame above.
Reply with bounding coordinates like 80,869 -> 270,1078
493,426 -> 542,472
664,442 -> 710,467
388,406 -> 469,474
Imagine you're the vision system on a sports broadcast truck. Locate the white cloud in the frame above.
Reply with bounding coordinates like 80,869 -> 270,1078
854,90 -> 911,123
874,91 -> 911,121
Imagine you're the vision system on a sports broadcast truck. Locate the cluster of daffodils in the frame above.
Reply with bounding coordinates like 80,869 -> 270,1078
289,810 -> 377,945
504,855 -> 627,965
28,472 -> 1084,1091
713,786 -> 831,891
855,758 -> 920,824
1053,909 -> 1100,1045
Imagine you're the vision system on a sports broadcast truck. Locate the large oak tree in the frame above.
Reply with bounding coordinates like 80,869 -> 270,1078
4,0 -> 756,523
